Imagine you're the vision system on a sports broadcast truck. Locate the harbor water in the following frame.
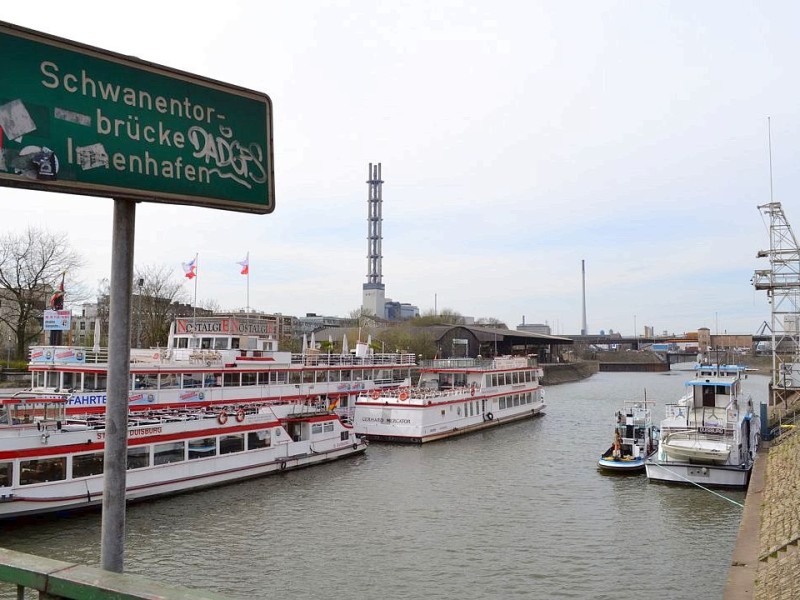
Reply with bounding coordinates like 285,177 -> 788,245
0,368 -> 769,600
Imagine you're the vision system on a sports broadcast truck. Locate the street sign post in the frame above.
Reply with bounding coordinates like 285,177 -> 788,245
0,21 -> 274,214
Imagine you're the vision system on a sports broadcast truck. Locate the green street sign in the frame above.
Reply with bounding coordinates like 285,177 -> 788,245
0,21 -> 274,214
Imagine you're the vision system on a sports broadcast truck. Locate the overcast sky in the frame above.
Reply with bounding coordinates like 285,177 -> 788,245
2,1 -> 798,336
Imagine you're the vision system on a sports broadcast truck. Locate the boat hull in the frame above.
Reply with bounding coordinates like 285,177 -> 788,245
644,457 -> 751,488
0,442 -> 366,520
597,456 -> 646,472
362,407 -> 545,443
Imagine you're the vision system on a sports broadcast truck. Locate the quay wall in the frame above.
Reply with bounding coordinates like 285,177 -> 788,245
597,362 -> 669,373
540,361 -> 598,385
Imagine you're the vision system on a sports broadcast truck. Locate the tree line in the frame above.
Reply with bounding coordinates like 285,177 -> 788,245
1,227 -> 508,362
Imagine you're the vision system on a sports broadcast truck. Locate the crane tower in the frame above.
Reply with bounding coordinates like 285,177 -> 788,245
752,201 -> 800,412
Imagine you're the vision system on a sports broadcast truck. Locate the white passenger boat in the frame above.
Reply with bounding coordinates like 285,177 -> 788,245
0,391 -> 365,520
597,400 -> 657,473
353,356 -> 545,443
645,364 -> 760,488
4,316 -> 414,419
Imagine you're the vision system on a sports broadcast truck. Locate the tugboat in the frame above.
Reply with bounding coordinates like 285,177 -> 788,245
598,399 -> 657,473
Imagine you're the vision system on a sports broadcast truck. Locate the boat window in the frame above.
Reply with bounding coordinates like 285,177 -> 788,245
340,431 -> 350,441
200,338 -> 213,350
257,372 -> 269,385
512,372 -> 520,384
220,434 -> 244,454
188,437 -> 217,459
154,441 -> 185,465
62,372 -> 77,390
19,457 -> 67,485
247,430 -> 270,450
500,397 -> 507,410
242,372 -> 256,386
302,371 -> 314,384
327,370 -> 339,383
175,338 -> 188,349
160,374 -> 179,389
312,423 -> 323,435
223,373 -> 240,386
182,373 -> 203,388
0,462 -> 11,487
341,369 -> 351,382
208,373 -> 223,387
324,422 -> 334,433
72,452 -> 105,478
127,446 -> 150,470
289,371 -> 301,384
213,338 -> 228,350
273,371 -> 288,384
95,374 -> 108,392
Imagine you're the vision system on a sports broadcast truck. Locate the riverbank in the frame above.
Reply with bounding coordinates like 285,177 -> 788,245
540,360 -> 598,385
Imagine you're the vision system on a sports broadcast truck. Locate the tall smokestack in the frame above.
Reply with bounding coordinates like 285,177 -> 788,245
581,260 -> 587,335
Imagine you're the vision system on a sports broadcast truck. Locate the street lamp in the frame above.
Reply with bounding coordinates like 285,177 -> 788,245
6,336 -> 10,367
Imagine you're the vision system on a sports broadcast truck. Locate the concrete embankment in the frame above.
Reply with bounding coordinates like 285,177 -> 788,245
540,361 -> 598,385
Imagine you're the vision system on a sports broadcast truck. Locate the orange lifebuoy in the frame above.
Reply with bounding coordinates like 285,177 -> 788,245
371,390 -> 381,400
217,411 -> 228,425
399,391 -> 409,401
235,408 -> 246,422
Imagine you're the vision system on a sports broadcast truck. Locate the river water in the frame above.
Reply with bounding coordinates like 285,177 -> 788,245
0,368 -> 769,600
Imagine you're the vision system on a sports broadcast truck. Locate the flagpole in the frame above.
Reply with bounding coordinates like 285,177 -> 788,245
246,251 -> 250,314
193,252 -> 198,331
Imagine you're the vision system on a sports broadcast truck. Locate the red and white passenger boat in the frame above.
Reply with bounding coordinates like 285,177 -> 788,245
14,316 -> 415,418
0,393 -> 365,520
353,356 -> 545,443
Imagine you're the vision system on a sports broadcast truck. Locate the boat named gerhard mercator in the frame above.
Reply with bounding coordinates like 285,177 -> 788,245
645,364 -> 760,488
353,356 -> 545,443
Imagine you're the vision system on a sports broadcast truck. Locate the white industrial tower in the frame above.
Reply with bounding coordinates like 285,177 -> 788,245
752,201 -> 800,410
362,162 -> 386,318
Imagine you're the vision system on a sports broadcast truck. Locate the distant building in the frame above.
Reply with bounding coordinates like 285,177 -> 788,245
517,323 -> 551,335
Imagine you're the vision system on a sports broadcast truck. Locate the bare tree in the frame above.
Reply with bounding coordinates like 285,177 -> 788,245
475,317 -> 508,329
0,227 -> 83,359
133,264 -> 188,348
412,308 -> 465,326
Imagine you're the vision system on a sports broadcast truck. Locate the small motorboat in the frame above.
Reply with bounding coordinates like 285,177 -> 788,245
598,399 -> 657,473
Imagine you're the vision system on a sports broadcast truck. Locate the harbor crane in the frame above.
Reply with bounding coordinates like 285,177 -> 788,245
752,201 -> 800,414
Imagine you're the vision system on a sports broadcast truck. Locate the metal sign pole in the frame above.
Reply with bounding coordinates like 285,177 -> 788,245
100,198 -> 136,573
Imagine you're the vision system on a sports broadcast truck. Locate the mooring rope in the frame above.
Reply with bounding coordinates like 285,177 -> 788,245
648,462 -> 745,508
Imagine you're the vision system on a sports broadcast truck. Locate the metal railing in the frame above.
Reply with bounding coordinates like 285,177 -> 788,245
0,546 -> 227,599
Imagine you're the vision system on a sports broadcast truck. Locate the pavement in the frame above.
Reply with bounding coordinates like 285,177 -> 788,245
723,442 -> 767,600
724,429 -> 800,600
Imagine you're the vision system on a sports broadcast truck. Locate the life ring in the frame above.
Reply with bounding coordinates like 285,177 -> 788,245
279,461 -> 286,471
370,390 -> 381,400
470,387 -> 476,397
352,443 -> 358,450
217,411 -> 228,425
399,391 -> 409,401
486,412 -> 494,421
235,408 -> 246,422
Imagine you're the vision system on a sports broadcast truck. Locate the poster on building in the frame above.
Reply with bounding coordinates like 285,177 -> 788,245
43,309 -> 71,330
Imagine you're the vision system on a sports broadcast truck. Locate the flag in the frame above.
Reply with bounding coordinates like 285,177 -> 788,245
182,256 -> 197,279
237,253 -> 249,276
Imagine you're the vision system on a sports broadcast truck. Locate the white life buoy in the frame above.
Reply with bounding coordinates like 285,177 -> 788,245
217,411 -> 228,425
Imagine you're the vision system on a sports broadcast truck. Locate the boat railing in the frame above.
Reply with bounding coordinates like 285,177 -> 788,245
291,352 -> 416,366
420,356 -> 537,370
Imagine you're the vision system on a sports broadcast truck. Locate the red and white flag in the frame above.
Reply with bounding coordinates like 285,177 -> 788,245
182,256 -> 197,279
237,253 -> 249,276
